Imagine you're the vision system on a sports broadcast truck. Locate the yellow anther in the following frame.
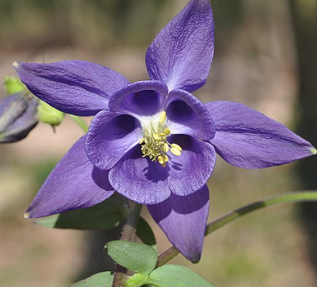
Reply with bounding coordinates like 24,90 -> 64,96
171,143 -> 182,151
163,143 -> 169,153
157,155 -> 165,165
159,111 -> 166,123
171,147 -> 181,156
163,128 -> 170,135
138,110 -> 183,167
153,133 -> 159,140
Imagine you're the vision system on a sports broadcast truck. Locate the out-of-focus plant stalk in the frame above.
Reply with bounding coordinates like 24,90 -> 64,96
68,114 -> 89,133
157,191 -> 317,267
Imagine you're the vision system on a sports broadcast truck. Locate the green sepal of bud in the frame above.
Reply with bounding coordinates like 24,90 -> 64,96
37,100 -> 65,126
4,76 -> 26,95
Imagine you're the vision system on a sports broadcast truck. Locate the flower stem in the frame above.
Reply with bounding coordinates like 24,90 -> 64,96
156,191 -> 317,267
68,114 -> 89,133
111,200 -> 142,287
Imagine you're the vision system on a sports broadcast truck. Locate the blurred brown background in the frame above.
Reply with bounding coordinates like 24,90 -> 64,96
0,0 -> 317,286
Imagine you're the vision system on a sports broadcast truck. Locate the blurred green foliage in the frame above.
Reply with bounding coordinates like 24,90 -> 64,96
0,0 -> 252,52
0,0 -> 168,50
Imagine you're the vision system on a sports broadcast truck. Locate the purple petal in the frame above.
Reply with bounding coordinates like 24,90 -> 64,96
26,136 -> 114,218
207,101 -> 317,168
167,135 -> 215,196
146,0 -> 215,92
166,89 -> 215,141
109,146 -> 171,205
109,81 -> 168,117
85,110 -> 143,170
148,185 -> 209,263
15,61 -> 129,116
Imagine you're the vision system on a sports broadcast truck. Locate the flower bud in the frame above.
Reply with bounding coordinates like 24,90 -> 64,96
0,93 -> 38,143
4,76 -> 26,95
37,100 -> 64,126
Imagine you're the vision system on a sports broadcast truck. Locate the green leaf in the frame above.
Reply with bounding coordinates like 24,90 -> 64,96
106,240 -> 158,274
4,76 -> 26,95
137,217 -> 156,249
147,265 -> 217,287
125,273 -> 149,287
34,197 -> 123,230
68,271 -> 113,287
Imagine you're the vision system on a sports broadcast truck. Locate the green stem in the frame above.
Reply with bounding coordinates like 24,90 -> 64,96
68,114 -> 89,133
157,191 -> 317,267
111,200 -> 142,287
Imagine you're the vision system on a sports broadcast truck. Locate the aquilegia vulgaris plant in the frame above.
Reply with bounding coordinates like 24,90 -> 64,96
14,0 -> 316,281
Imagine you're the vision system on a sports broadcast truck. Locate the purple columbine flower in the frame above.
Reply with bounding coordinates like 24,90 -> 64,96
15,0 -> 315,262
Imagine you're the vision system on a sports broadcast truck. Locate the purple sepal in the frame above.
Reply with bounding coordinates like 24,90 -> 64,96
85,110 -> 142,170
148,185 -> 209,263
146,0 -> 215,93
166,89 -> 215,141
109,146 -> 171,205
109,81 -> 168,117
15,61 -> 129,116
26,136 -> 114,218
167,135 -> 216,196
207,101 -> 316,168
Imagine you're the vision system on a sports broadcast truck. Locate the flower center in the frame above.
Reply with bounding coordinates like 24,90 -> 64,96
139,111 -> 182,167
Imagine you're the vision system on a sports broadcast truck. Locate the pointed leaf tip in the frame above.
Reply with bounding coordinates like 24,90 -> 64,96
106,240 -> 158,274
148,265 -> 217,287
68,271 -> 113,287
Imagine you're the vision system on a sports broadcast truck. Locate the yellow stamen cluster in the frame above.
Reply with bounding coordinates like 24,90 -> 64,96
139,111 -> 182,167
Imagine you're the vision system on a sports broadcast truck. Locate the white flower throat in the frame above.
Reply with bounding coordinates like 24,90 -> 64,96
139,111 -> 182,167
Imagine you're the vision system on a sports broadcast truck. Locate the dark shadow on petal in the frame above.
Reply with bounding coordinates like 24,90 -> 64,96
150,186 -> 209,221
109,144 -> 171,204
170,162 -> 182,171
103,114 -> 140,141
167,134 -> 203,172
143,160 -> 170,183
91,167 -> 114,192
119,145 -> 170,184
166,100 -> 197,126
121,90 -> 164,116
169,134 -> 201,151
170,190 -> 209,214
128,146 -> 170,183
